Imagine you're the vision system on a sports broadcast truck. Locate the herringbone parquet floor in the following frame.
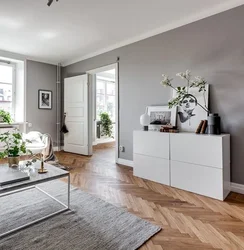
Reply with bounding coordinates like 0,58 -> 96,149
56,146 -> 244,250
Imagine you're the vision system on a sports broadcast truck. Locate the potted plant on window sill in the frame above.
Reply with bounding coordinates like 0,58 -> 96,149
0,129 -> 31,167
0,110 -> 13,124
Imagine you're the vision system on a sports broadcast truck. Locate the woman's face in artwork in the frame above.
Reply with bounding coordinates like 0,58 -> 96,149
181,96 -> 196,113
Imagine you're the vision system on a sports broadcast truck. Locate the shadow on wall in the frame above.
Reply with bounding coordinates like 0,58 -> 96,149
210,69 -> 244,184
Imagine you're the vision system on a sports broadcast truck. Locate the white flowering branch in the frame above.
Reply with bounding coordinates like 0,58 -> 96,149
160,70 -> 209,113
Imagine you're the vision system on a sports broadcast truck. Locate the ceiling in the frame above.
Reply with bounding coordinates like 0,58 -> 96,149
0,0 -> 243,66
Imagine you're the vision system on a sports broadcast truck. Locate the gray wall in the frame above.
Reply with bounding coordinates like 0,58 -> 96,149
63,5 -> 244,184
26,60 -> 57,144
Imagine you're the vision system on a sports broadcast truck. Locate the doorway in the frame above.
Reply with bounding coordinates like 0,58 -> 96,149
95,69 -> 115,145
88,63 -> 118,163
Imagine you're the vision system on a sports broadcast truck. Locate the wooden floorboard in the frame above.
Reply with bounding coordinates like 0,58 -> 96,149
54,148 -> 244,250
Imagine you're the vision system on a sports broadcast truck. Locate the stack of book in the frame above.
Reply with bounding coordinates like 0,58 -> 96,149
195,120 -> 208,134
160,125 -> 179,133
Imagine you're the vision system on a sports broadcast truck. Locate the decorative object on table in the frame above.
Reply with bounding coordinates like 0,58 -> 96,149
160,70 -> 210,132
147,106 -> 177,131
208,113 -> 221,135
200,120 -> 208,134
60,113 -> 69,134
0,110 -> 12,124
196,120 -> 204,134
38,89 -> 52,110
38,155 -> 48,174
140,111 -> 150,131
0,129 -> 32,167
99,112 -> 113,138
160,125 -> 179,133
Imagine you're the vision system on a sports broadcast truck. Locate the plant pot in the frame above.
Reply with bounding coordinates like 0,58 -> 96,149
8,156 -> 20,167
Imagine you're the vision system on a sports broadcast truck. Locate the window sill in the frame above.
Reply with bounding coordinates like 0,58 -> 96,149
0,122 -> 25,127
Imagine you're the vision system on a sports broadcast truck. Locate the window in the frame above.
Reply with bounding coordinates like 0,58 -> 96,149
0,63 -> 15,116
96,78 -> 115,122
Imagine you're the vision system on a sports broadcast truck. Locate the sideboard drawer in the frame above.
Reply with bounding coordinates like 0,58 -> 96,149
171,160 -> 223,200
170,133 -> 227,168
134,154 -> 170,185
133,131 -> 169,159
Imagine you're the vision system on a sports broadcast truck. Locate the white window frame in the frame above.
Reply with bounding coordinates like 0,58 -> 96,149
0,61 -> 16,119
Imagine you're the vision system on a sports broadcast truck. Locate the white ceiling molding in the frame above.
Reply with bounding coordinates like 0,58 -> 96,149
0,49 -> 57,65
63,0 -> 244,67
25,57 -> 57,66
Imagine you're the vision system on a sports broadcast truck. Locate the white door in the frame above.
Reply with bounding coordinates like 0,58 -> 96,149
64,74 -> 89,155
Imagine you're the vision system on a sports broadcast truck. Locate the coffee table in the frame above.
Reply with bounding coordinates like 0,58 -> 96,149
0,161 -> 70,238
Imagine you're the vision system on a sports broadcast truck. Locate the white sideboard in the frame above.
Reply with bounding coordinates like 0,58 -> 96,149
133,131 -> 230,200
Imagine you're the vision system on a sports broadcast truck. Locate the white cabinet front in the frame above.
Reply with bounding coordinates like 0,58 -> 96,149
133,131 -> 169,159
134,154 -> 170,185
170,133 -> 223,168
171,160 -> 223,200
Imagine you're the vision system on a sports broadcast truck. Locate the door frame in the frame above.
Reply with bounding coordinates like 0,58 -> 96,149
87,63 -> 119,163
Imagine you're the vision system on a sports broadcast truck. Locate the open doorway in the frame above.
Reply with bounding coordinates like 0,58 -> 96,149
95,69 -> 115,145
87,63 -> 118,163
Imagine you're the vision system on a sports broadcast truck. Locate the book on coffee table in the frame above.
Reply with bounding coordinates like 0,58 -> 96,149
0,167 -> 30,186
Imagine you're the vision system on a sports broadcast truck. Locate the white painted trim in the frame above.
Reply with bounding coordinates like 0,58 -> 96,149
0,49 -> 57,65
54,146 -> 64,151
115,63 -> 119,163
87,64 -> 117,74
231,182 -> 244,194
62,0 -> 244,66
23,59 -> 27,133
117,158 -> 134,168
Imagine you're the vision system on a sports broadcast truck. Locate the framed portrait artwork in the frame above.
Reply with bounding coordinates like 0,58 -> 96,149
172,84 -> 209,132
147,106 -> 177,131
38,90 -> 52,110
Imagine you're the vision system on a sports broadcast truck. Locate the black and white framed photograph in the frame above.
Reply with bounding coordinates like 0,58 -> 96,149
172,84 -> 209,132
38,90 -> 52,110
147,106 -> 177,131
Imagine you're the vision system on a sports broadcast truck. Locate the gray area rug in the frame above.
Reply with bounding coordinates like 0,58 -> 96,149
0,181 -> 161,250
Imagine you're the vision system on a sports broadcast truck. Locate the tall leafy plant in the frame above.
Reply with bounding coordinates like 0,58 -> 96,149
100,112 -> 113,138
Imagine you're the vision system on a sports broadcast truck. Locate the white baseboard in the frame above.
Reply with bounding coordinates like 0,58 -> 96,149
53,146 -> 64,152
231,182 -> 244,194
117,158 -> 134,168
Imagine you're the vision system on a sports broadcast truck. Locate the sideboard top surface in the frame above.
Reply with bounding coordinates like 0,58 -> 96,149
134,130 -> 230,138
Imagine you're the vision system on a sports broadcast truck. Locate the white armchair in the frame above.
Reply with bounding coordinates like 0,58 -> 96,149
24,131 -> 48,154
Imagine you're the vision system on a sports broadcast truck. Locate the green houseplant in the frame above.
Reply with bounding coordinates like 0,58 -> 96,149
0,129 -> 30,167
100,112 -> 113,138
0,110 -> 12,124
